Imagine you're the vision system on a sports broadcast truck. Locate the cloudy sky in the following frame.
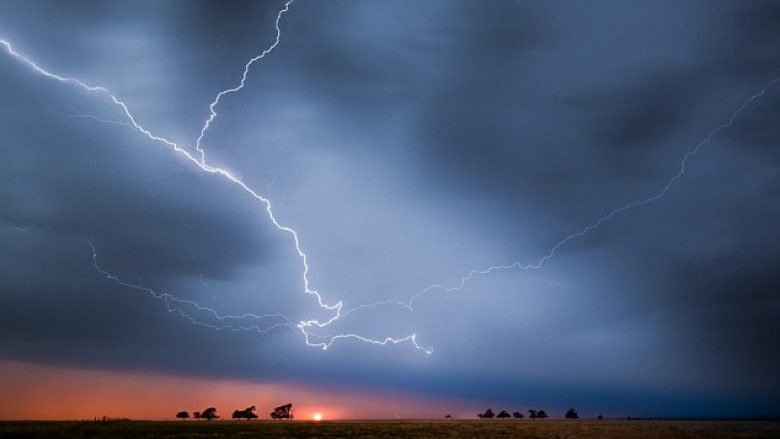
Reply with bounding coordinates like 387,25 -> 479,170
1,0 -> 779,419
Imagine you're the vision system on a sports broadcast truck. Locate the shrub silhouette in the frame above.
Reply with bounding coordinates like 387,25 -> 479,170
537,410 -> 548,419
597,414 -> 604,420
565,408 -> 579,419
175,411 -> 189,420
478,408 -> 495,419
232,406 -> 258,420
512,411 -> 524,419
496,410 -> 511,419
445,414 -> 452,419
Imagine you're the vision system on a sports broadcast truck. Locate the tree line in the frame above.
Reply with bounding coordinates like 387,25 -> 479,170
175,403 -> 293,420
461,407 -> 587,419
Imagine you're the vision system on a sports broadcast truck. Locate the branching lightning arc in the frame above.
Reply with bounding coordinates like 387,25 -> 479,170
88,241 -> 294,334
388,76 -> 780,311
0,0 -> 431,354
1,1 -> 777,355
337,77 -> 779,320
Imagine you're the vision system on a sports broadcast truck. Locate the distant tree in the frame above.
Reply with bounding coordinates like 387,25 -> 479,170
537,410 -> 548,419
512,411 -> 524,419
245,406 -> 259,419
496,410 -> 511,419
176,411 -> 189,420
201,407 -> 219,420
478,408 -> 495,419
193,411 -> 201,420
565,408 -> 579,419
528,409 -> 537,419
232,406 -> 258,420
445,414 -> 452,419
597,415 -> 604,420
270,403 -> 294,420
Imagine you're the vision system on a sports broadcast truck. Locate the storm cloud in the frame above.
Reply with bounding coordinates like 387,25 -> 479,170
1,0 -> 779,417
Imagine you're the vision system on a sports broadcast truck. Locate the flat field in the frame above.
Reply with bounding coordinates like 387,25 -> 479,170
1,420 -> 779,438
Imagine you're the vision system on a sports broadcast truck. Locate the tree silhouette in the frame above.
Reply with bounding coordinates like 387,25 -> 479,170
193,411 -> 201,420
176,411 -> 189,420
537,410 -> 548,419
445,414 -> 452,419
528,409 -> 537,419
597,414 -> 604,420
478,408 -> 495,419
565,408 -> 579,419
201,407 -> 219,420
270,403 -> 293,420
512,411 -> 524,419
232,406 -> 258,420
496,410 -> 511,419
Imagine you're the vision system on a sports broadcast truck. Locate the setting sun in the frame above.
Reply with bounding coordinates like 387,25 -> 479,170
312,412 -> 323,421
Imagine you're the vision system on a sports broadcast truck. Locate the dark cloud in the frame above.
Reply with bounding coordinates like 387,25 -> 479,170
0,0 -> 779,417
569,71 -> 700,152
708,0 -> 780,78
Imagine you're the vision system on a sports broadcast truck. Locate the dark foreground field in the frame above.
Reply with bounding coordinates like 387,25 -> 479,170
2,420 -> 779,439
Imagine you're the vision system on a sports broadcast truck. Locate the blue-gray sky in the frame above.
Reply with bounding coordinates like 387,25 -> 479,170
1,0 -> 779,418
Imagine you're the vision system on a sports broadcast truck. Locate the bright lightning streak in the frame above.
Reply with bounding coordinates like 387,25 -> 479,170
0,3 -> 432,355
194,0 -> 293,165
304,332 -> 429,354
88,241 -> 293,333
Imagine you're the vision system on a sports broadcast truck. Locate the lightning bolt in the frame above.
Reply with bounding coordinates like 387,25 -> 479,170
2,3 -> 775,357
0,2 -> 431,354
88,241 -> 293,333
194,0 -> 292,165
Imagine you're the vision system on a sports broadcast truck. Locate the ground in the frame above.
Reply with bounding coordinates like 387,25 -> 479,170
2,420 -> 780,438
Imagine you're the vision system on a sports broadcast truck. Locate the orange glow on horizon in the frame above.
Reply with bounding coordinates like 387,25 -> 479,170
0,359 -> 471,420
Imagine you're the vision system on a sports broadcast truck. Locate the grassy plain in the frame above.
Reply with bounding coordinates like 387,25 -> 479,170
1,419 -> 779,438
